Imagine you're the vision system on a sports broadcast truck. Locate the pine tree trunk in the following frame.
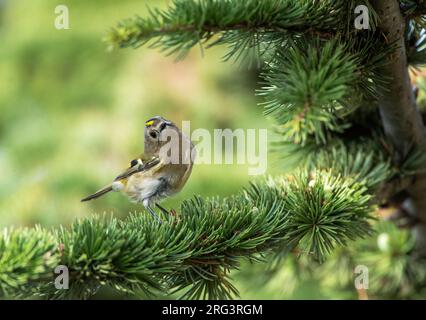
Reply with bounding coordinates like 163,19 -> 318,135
371,0 -> 426,254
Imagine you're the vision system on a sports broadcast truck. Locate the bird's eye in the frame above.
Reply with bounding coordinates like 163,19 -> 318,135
130,159 -> 138,167
150,131 -> 158,139
159,122 -> 167,132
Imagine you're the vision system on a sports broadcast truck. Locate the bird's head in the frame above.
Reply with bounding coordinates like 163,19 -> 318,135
144,116 -> 181,154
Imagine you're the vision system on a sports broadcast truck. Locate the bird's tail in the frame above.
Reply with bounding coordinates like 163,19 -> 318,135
81,185 -> 113,202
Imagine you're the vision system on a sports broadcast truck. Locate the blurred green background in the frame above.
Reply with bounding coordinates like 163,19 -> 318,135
0,0 -> 335,299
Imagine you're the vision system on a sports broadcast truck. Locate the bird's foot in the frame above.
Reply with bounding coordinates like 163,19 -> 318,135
156,203 -> 177,216
156,203 -> 169,215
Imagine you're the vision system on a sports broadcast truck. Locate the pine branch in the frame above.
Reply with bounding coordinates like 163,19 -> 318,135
0,227 -> 60,298
272,121 -> 426,207
105,0 -> 369,60
107,0 -> 394,148
272,135 -> 393,186
259,39 -> 357,145
259,32 -> 397,145
402,0 -> 426,17
0,171 -> 374,299
406,21 -> 426,67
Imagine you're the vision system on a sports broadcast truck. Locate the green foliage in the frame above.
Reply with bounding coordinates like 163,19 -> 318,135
407,21 -> 426,67
106,1 -> 393,147
272,135 -> 393,190
321,221 -> 426,299
0,170 -> 375,299
106,0 -> 367,60
309,142 -> 392,189
356,222 -> 416,297
402,0 -> 426,17
0,227 -> 59,297
260,33 -> 395,145
282,172 -> 373,261
260,40 -> 358,144
393,142 -> 426,176
235,220 -> 426,299
2,0 -> 426,300
94,0 -> 426,300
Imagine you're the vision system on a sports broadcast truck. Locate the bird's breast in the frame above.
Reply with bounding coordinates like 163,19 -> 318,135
122,175 -> 162,202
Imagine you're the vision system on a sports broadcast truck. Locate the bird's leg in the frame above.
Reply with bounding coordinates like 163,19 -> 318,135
155,203 -> 169,215
147,205 -> 163,224
143,200 -> 162,224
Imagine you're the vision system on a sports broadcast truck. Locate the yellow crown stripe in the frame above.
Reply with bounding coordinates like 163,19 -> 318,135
145,120 -> 154,127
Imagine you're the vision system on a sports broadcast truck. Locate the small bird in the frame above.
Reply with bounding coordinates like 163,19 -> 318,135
81,116 -> 195,223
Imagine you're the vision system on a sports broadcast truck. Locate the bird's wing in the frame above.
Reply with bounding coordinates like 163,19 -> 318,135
114,156 -> 161,181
